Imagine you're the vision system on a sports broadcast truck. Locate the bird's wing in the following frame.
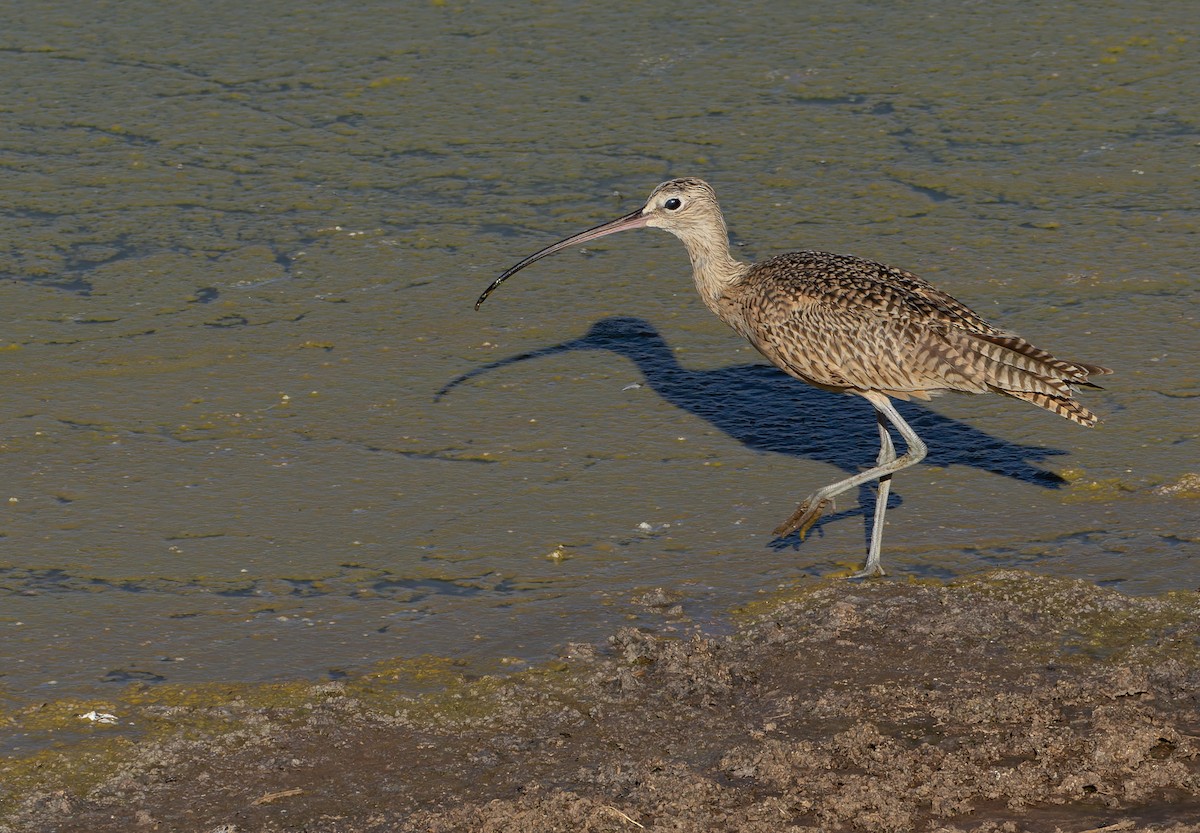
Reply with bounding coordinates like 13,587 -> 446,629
736,251 -> 1083,398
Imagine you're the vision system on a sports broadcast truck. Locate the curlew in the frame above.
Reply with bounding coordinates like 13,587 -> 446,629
474,178 -> 1110,577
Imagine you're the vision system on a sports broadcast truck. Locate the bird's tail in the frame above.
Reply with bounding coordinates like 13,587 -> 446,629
965,332 -> 1112,427
1001,389 -> 1102,427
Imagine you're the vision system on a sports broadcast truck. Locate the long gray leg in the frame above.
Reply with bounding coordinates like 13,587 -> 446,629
774,391 -> 927,577
853,410 -> 898,577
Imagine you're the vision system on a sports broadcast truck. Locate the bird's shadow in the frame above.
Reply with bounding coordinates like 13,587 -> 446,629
438,316 -> 1069,553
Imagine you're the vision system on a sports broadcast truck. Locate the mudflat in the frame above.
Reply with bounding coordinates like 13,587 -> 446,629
4,572 -> 1198,832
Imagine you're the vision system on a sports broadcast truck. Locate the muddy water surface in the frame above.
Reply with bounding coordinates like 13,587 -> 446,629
0,0 -> 1196,740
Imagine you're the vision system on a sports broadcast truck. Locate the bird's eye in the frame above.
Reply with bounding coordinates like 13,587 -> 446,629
664,197 -> 682,211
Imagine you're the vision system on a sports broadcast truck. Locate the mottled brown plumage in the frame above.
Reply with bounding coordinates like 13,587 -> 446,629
475,177 -> 1111,577
732,249 -> 1107,424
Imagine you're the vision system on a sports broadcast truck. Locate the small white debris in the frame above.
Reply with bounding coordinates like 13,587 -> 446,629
622,383 -> 643,391
79,710 -> 119,725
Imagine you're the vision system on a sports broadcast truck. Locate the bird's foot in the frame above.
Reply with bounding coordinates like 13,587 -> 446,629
773,497 -> 832,540
847,563 -> 885,580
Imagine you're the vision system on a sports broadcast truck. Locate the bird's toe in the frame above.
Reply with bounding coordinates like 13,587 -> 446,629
773,497 -> 832,539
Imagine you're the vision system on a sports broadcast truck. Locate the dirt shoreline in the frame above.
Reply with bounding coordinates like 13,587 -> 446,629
3,571 -> 1198,832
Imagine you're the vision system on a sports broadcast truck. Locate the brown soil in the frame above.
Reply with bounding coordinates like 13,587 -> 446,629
3,571 -> 1199,832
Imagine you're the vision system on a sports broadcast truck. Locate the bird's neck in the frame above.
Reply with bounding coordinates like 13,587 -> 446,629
684,236 -> 749,317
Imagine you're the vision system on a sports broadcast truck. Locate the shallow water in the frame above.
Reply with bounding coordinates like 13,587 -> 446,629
0,0 -> 1196,719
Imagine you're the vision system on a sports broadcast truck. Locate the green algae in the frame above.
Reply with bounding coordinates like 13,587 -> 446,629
1057,467 -> 1140,503
729,576 -> 834,620
731,571 -> 1200,668
0,653 -> 586,816
0,680 -> 324,813
948,571 -> 1200,665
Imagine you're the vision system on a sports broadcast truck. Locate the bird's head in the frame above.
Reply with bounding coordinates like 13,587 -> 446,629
474,177 -> 728,309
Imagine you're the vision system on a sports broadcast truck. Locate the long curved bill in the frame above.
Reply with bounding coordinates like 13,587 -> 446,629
475,207 -> 649,310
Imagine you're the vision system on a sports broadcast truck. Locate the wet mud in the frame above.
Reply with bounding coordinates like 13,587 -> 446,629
3,571 -> 1198,832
